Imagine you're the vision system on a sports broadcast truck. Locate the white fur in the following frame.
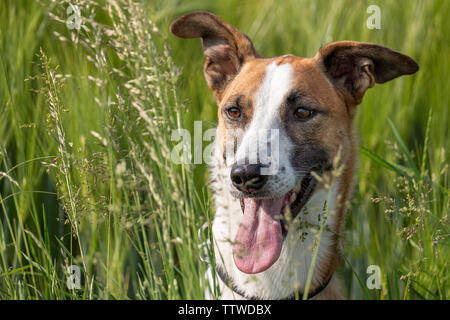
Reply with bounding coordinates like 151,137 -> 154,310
207,62 -> 338,299
209,154 -> 338,299
225,62 -> 296,197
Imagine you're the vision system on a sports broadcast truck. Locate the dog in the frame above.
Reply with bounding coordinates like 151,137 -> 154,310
170,11 -> 418,300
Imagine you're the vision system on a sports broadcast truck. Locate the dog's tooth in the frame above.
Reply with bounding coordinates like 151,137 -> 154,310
289,192 -> 296,204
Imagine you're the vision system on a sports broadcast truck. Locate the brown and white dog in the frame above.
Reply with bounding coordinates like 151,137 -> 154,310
170,11 -> 418,300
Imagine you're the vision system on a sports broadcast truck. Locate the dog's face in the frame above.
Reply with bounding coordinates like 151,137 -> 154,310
217,56 -> 347,198
171,12 -> 418,274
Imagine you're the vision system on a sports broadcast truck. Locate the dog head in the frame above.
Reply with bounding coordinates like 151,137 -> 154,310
170,11 -> 418,274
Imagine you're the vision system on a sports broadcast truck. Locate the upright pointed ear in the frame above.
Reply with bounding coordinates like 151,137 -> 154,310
170,11 -> 260,101
316,41 -> 419,105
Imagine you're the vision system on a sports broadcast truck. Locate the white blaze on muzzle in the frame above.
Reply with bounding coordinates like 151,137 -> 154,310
229,61 -> 294,177
228,62 -> 298,274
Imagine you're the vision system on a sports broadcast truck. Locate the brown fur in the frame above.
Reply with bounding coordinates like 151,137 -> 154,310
170,11 -> 418,300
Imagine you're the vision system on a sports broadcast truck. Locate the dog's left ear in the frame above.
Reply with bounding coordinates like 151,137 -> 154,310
170,11 -> 260,101
316,41 -> 419,105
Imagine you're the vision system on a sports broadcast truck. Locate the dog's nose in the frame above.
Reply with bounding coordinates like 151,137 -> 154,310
230,164 -> 268,192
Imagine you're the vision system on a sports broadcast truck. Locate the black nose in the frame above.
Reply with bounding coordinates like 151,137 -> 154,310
230,164 -> 268,192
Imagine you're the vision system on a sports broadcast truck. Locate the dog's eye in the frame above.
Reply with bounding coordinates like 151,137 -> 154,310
294,107 -> 313,120
226,106 -> 242,120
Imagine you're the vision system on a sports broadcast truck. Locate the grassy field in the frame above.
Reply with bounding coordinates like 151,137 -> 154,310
0,0 -> 448,299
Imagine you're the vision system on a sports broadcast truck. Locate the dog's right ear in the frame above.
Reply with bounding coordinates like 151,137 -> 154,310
170,11 -> 260,101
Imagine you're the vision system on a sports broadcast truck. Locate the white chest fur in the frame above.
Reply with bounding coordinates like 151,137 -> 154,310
208,149 -> 338,300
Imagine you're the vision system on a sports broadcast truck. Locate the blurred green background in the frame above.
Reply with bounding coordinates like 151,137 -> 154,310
0,0 -> 448,299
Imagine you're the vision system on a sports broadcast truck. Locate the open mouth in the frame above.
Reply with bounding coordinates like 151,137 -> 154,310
232,173 -> 317,274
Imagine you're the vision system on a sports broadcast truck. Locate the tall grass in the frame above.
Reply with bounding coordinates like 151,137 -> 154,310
1,0 -> 212,299
0,0 -> 448,299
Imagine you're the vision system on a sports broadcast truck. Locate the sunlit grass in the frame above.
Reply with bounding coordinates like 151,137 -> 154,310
0,0 -> 448,299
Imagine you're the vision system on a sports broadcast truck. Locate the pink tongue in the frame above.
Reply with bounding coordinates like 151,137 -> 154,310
233,197 -> 284,274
